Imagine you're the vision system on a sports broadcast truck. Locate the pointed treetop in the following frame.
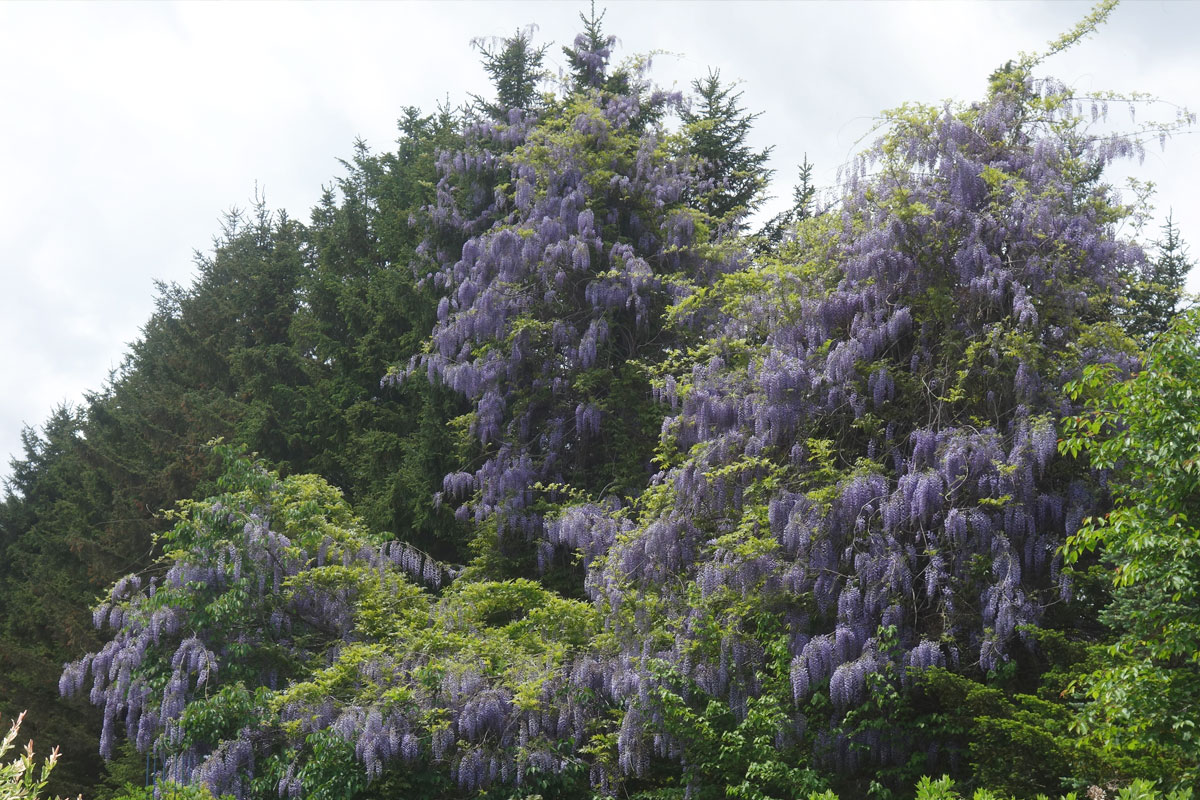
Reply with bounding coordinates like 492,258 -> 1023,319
472,25 -> 548,120
563,2 -> 617,91
681,68 -> 773,231
1122,211 -> 1195,344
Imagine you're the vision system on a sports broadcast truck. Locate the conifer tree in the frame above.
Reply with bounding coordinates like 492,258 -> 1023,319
0,409 -> 112,799
562,4 -> 615,92
1122,212 -> 1193,344
680,69 -> 773,232
405,17 -> 720,584
295,108 -> 468,558
755,155 -> 817,252
471,26 -> 548,121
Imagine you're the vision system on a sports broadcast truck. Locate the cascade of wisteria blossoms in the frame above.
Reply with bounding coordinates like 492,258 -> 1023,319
565,65 -> 1146,774
58,12 -> 1187,799
393,28 -> 726,559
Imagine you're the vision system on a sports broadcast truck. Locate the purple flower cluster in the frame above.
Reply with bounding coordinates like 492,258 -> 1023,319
394,57 -> 719,554
59,469 -> 455,796
275,648 -> 626,794
65,60 -> 1154,797
558,73 -> 1144,776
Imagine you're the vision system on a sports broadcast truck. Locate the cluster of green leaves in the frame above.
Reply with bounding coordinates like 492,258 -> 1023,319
274,572 -> 599,719
902,662 -> 1164,799
109,783 -> 222,800
0,712 -> 76,800
1061,308 -> 1200,788
628,649 -> 828,800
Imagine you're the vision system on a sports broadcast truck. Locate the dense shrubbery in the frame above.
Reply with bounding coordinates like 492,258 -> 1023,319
2,3 -> 1196,799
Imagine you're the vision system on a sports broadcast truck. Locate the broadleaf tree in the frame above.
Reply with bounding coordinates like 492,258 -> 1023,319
1062,307 -> 1200,789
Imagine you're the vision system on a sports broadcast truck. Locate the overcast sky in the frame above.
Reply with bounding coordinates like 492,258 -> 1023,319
2,0 -> 1197,486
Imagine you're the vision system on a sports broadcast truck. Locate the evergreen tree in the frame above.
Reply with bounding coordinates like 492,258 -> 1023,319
0,207 -> 312,796
754,155 -> 817,253
409,19 -> 720,587
294,109 -> 468,558
559,3 -> 657,131
680,69 -> 773,232
0,409 -> 117,798
0,120 -> 468,799
471,26 -> 547,121
1122,212 -> 1193,344
562,4 -> 615,92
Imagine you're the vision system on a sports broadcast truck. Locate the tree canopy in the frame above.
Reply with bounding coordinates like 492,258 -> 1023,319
2,5 -> 1196,800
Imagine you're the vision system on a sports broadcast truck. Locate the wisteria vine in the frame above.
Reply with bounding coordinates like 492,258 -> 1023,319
392,33 -> 729,555
60,23 -> 1184,800
564,67 -> 1148,775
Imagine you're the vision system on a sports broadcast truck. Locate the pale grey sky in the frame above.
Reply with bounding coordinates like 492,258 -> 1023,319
2,0 -> 1197,484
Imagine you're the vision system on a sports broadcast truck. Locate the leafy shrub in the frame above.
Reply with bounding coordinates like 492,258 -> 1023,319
0,712 -> 76,800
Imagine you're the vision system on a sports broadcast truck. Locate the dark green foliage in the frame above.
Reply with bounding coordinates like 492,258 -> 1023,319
809,775 -> 1193,800
291,111 -> 468,556
1120,213 -> 1193,345
633,649 -> 828,800
681,69 -> 773,232
0,410 -> 114,797
913,669 -> 1084,798
754,156 -> 816,253
89,741 -> 154,800
472,26 -> 548,120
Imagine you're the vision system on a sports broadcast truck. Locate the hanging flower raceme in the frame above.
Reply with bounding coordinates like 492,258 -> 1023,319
395,71 -> 721,553
564,71 -> 1147,777
60,451 -> 471,798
